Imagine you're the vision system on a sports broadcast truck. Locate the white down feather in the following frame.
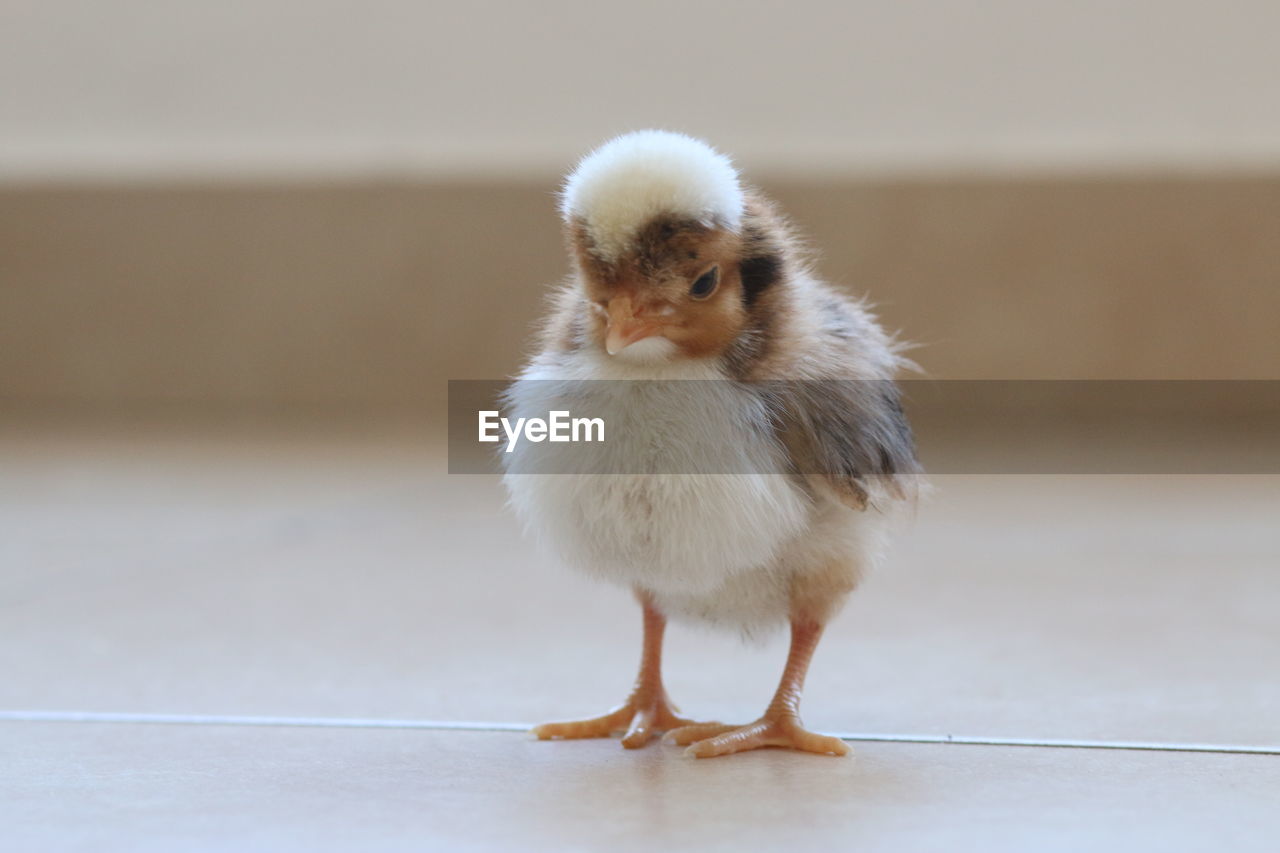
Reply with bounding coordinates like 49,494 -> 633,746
501,351 -> 812,623
560,130 -> 745,262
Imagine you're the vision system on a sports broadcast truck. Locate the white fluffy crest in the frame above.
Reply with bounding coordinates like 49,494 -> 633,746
560,130 -> 744,262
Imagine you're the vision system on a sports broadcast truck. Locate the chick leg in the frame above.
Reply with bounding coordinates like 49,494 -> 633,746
532,590 -> 715,749
669,617 -> 851,758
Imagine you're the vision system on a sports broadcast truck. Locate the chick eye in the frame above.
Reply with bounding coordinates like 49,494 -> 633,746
689,267 -> 719,300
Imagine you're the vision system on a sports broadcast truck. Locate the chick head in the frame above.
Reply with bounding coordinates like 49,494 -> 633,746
560,130 -> 777,362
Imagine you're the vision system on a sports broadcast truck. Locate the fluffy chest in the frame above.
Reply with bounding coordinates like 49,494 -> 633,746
500,356 -> 810,595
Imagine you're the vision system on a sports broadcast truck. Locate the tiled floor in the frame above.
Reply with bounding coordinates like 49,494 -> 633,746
2,418 -> 1278,850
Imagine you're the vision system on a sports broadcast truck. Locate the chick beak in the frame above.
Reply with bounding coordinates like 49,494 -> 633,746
604,296 -> 661,356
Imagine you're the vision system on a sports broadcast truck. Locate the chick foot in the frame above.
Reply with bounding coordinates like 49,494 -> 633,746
533,694 -> 715,749
670,713 -> 851,758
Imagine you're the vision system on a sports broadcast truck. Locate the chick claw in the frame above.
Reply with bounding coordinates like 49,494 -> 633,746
668,714 -> 852,758
533,696 -> 718,749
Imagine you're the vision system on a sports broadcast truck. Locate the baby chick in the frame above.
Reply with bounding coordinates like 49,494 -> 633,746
502,130 -> 919,758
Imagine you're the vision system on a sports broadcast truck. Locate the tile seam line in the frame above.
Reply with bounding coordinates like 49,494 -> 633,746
0,710 -> 1276,755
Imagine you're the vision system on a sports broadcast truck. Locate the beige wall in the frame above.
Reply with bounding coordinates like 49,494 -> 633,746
3,175 -> 1277,416
4,1 -> 1280,179
3,3 -> 1278,414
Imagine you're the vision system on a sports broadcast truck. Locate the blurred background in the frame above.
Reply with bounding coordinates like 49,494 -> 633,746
3,0 -> 1279,423
4,5 -> 1280,847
